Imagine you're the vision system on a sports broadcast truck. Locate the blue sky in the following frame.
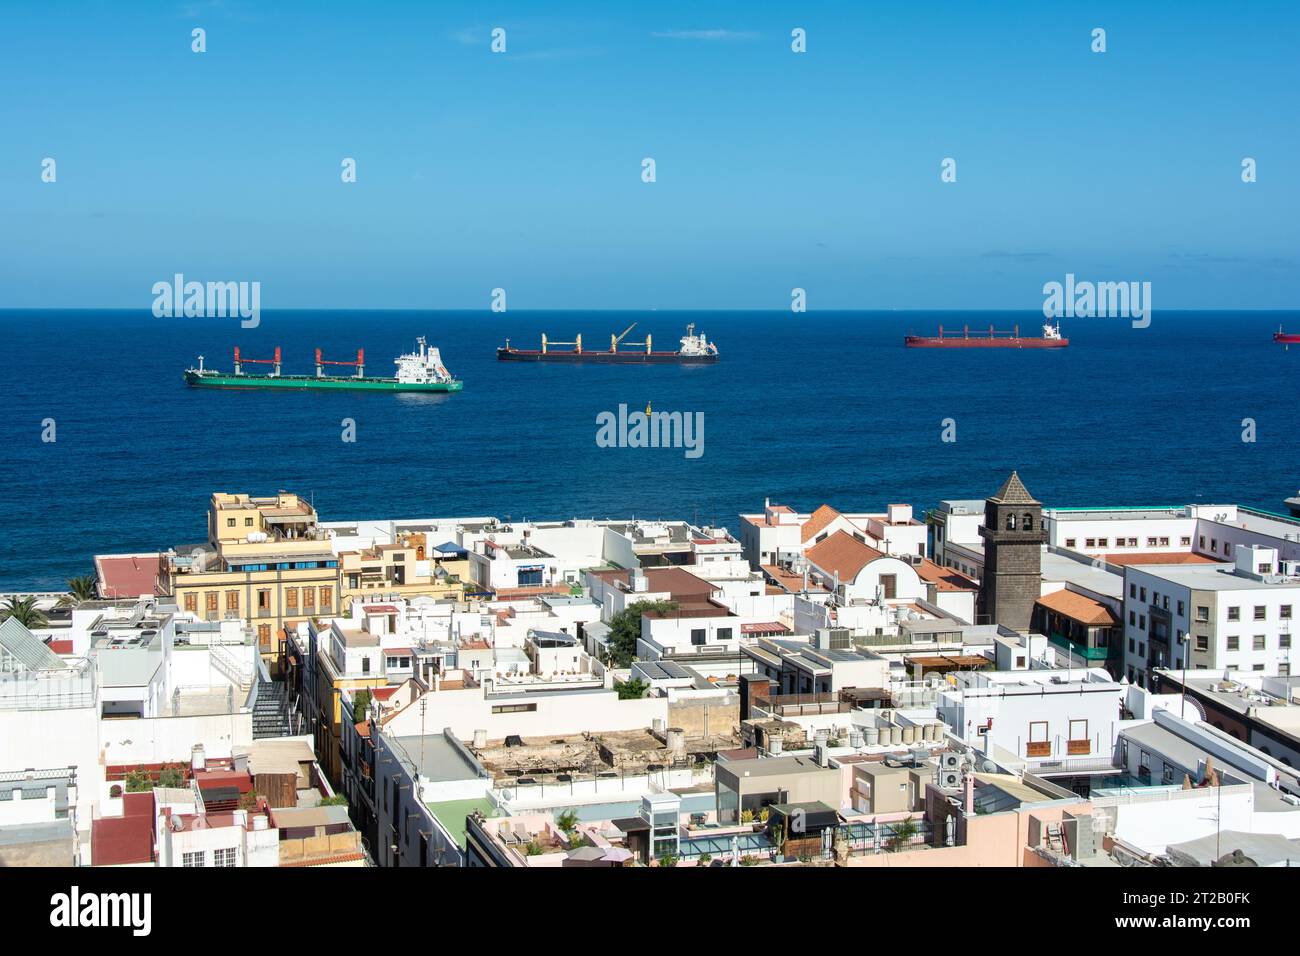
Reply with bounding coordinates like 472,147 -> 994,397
2,0 -> 1297,309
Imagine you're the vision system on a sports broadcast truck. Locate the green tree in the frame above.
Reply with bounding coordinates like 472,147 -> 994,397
887,816 -> 919,852
157,765 -> 185,788
1,596 -> 47,629
58,575 -> 98,606
352,689 -> 372,723
605,599 -> 677,668
124,769 -> 152,793
616,677 -> 648,700
320,795 -> 349,806
555,808 -> 579,838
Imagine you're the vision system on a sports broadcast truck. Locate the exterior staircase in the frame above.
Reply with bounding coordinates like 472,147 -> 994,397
252,679 -> 292,738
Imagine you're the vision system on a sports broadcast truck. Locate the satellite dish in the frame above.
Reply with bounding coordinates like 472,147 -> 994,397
980,761 -> 998,774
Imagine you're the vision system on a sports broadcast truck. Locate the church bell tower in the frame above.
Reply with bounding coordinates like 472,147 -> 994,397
977,471 -> 1046,632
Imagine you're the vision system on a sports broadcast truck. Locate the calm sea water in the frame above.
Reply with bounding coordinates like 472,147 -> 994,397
0,309 -> 1296,590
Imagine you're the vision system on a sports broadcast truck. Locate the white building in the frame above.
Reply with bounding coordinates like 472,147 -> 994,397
739,500 -> 928,570
937,668 -> 1125,770
1121,545 -> 1299,687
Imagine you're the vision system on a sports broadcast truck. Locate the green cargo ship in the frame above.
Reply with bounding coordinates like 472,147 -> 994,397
184,338 -> 462,393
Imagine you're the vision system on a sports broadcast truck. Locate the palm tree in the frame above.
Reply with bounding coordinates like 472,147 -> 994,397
58,575 -> 98,607
1,596 -> 48,629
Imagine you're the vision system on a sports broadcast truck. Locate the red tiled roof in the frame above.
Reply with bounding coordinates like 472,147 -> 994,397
91,791 -> 154,866
805,531 -> 883,582
363,604 -> 399,614
801,504 -> 844,544
95,553 -> 167,599
1102,552 -> 1219,566
46,639 -> 74,655
915,559 -> 978,592
1036,589 -> 1119,626
740,622 -> 790,635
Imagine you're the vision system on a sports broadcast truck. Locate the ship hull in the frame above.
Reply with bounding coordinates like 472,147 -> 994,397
185,372 -> 462,392
905,336 -> 1069,349
1275,333 -> 1300,344
497,348 -> 718,364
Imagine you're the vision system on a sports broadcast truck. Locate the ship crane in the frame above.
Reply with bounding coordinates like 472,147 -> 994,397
233,346 -> 281,377
610,322 -> 652,354
541,333 -> 582,354
315,348 -> 365,378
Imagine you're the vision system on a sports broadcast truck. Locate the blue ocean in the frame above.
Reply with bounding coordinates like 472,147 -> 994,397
0,309 -> 1296,591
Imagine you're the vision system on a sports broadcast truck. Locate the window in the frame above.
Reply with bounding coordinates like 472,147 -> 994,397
1066,538 -> 1076,548
1098,538 -> 1109,547
1258,563 -> 1273,575
1180,537 -> 1191,546
1129,584 -> 1137,598
1227,636 -> 1239,651
1254,606 -> 1266,621
1210,539 -> 1218,552
225,590 -> 239,612
206,591 -> 218,613
1129,611 -> 1136,626
1227,606 -> 1240,621
879,574 -> 897,599
1224,543 -> 1232,557
1159,537 -> 1170,547
1128,638 -> 1135,653
491,702 -> 538,714
244,517 -> 254,527
1139,587 -> 1146,602
1086,538 -> 1096,549
1138,615 -> 1145,630
184,592 -> 197,613
1147,537 -> 1157,547
183,851 -> 206,867
361,656 -> 371,674
1281,634 -> 1292,649
1177,600 -> 1184,616
1068,719 -> 1089,754
214,847 -> 237,867
1196,606 -> 1209,622
1006,514 -> 1017,530
1282,605 -> 1293,619
226,518 -> 236,528
690,629 -> 707,646
1253,635 -> 1266,651
1199,535 -> 1206,549
1027,721 -> 1050,757
1196,634 -> 1208,652
1023,513 -> 1034,531
716,627 -> 733,642
1253,664 -> 1265,672
319,586 -> 333,609
286,588 -> 298,610
302,587 -> 315,609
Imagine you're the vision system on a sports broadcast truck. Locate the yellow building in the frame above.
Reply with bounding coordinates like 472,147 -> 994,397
168,493 -> 342,659
338,532 -> 470,605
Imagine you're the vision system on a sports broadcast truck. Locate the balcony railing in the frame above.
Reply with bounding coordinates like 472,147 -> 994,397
1066,740 -> 1091,756
1026,741 -> 1052,758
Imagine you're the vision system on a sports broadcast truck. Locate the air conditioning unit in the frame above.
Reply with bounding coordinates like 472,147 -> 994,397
939,751 -> 962,771
938,769 -> 962,790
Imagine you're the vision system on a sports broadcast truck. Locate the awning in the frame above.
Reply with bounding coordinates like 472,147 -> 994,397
741,622 -> 790,635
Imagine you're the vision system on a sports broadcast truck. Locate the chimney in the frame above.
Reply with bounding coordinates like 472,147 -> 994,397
191,744 -> 206,772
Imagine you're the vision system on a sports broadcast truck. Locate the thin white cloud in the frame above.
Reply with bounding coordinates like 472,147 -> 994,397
650,29 -> 759,41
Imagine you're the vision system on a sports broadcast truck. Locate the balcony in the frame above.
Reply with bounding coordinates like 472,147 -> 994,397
1026,741 -> 1052,758
1066,740 -> 1091,756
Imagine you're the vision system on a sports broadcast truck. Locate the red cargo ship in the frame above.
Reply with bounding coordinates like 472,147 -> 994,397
1274,326 -> 1300,347
905,322 -> 1068,349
